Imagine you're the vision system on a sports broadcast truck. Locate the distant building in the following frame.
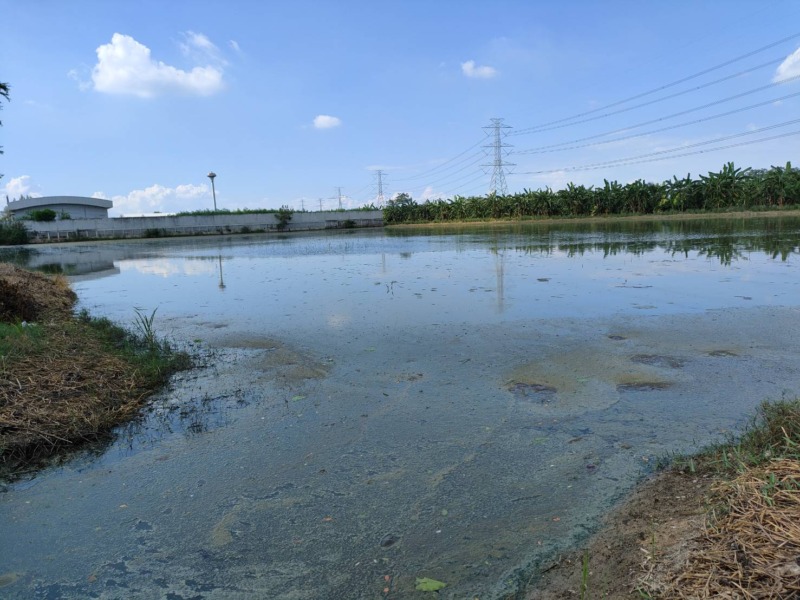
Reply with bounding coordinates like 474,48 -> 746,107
5,196 -> 113,219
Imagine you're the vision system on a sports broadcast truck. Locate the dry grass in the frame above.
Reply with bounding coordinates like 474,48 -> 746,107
0,262 -> 189,475
645,459 -> 800,599
0,263 -> 76,322
1,321 -> 155,462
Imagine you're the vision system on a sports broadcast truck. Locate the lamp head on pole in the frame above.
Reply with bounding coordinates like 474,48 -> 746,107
207,172 -> 216,181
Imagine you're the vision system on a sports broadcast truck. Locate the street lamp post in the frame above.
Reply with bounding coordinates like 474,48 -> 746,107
207,172 -> 217,211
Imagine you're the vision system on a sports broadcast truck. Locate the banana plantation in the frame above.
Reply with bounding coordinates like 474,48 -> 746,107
384,162 -> 800,224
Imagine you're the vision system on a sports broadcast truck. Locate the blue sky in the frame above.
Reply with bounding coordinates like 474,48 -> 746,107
2,0 -> 800,216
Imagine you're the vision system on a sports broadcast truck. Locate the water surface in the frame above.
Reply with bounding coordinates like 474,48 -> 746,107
2,217 -> 800,599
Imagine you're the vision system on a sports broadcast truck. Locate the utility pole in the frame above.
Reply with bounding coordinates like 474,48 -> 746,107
482,118 -> 514,195
300,198 -> 305,211
373,169 -> 386,206
335,187 -> 344,210
319,198 -> 323,211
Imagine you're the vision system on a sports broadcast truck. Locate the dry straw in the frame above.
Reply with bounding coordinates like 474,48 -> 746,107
660,458 -> 800,598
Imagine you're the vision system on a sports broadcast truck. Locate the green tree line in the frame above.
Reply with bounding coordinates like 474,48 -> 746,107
384,162 -> 800,224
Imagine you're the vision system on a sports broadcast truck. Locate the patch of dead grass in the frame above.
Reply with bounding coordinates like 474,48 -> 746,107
0,262 -> 188,475
647,459 -> 800,599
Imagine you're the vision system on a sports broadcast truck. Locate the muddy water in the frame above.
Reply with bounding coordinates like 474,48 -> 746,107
2,219 -> 800,599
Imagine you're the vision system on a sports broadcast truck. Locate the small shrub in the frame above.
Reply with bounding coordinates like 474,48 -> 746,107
275,206 -> 294,230
28,208 -> 57,222
0,221 -> 29,245
144,228 -> 165,238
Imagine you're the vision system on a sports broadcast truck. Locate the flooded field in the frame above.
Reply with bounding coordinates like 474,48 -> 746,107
2,217 -> 800,599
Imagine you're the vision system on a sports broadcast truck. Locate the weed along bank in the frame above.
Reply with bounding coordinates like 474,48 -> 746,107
20,209 -> 384,242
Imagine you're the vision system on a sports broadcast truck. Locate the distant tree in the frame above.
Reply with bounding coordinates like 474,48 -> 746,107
389,192 -> 415,206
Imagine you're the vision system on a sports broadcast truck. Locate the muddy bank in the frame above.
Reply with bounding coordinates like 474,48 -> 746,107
524,469 -> 714,598
525,400 -> 800,599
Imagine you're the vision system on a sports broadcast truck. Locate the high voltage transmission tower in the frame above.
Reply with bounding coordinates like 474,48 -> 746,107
482,118 -> 514,195
333,187 -> 345,209
372,169 -> 386,206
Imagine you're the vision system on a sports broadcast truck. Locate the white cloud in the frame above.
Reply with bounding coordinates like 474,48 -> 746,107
106,183 -> 210,216
461,60 -> 497,79
3,175 -> 43,199
774,46 -> 800,82
90,33 -> 225,98
313,114 -> 342,129
421,186 -> 445,201
229,40 -> 241,53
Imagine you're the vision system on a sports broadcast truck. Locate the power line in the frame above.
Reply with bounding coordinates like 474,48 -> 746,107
515,119 -> 800,175
543,129 -> 800,174
393,139 -> 485,181
391,151 -> 484,185
513,72 -> 800,138
401,155 -> 486,196
514,89 -> 800,156
445,172 -> 490,197
402,163 -> 485,199
511,31 -> 800,135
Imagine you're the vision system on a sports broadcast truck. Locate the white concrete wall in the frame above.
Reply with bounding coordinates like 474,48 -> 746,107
24,210 -> 384,241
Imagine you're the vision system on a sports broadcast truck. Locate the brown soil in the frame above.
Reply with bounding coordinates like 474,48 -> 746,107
525,469 -> 715,599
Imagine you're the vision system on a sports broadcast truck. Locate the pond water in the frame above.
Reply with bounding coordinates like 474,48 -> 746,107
2,217 -> 800,599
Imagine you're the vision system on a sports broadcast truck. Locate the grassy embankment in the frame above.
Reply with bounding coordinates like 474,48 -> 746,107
0,263 -> 189,478
527,399 -> 800,599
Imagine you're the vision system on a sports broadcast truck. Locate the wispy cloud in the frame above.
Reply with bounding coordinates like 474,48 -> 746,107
774,46 -> 800,82
88,33 -> 225,98
180,31 -> 226,65
313,114 -> 342,129
461,59 -> 497,79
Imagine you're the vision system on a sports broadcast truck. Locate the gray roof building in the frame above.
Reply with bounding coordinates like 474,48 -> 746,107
5,196 -> 113,219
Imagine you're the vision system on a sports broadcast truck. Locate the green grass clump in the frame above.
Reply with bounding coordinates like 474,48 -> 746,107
76,308 -> 191,385
0,322 -> 44,371
678,399 -> 800,475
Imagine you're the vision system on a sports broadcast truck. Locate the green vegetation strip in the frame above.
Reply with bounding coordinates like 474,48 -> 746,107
385,161 -> 800,223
